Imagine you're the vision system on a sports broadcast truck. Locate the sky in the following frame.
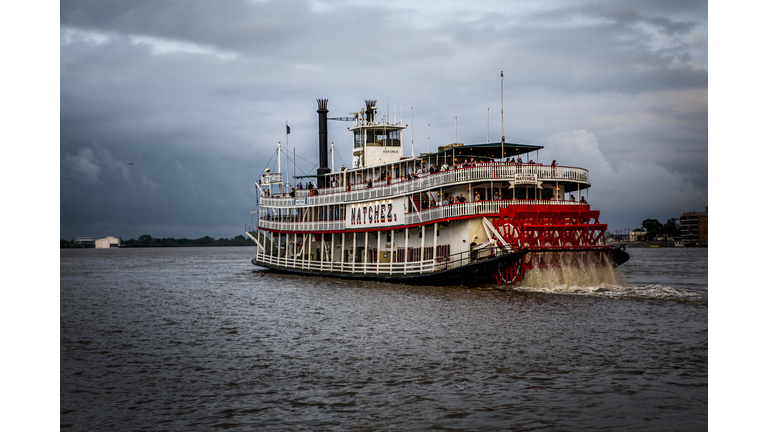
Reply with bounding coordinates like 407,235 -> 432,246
58,0 -> 709,240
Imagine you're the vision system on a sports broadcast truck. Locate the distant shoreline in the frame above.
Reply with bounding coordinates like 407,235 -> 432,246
614,241 -> 707,248
60,244 -> 254,249
60,235 -> 254,248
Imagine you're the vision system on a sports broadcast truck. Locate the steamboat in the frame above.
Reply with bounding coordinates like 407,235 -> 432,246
247,98 -> 629,285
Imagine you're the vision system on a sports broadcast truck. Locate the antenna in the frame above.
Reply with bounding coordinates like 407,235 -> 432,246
411,106 -> 414,158
277,140 -> 282,194
500,71 -> 505,143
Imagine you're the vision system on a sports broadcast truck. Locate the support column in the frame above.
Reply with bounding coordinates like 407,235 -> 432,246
376,231 -> 381,275
433,222 -> 438,271
330,232 -> 334,271
363,232 -> 369,274
405,228 -> 409,274
420,225 -> 425,273
390,229 -> 395,275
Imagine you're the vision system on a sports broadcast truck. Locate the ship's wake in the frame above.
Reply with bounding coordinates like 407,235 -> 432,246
510,261 -> 706,304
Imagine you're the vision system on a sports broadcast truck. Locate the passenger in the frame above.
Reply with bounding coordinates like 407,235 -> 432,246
367,179 -> 373,188
441,162 -> 449,171
429,164 -> 435,174
580,196 -> 587,203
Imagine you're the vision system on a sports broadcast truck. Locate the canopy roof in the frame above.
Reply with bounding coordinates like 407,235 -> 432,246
294,141 -> 544,178
431,142 -> 543,161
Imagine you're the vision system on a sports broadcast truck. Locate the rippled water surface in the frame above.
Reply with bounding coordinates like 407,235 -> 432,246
61,246 -> 707,431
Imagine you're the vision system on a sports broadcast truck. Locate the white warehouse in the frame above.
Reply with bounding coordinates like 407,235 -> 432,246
95,236 -> 122,248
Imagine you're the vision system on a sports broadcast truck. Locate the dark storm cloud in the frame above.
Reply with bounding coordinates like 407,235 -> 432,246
60,0 -> 707,239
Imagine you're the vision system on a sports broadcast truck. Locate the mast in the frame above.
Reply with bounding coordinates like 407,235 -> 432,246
501,71 -> 504,143
278,140 -> 282,194
501,71 -> 505,160
411,106 -> 414,158
285,121 -> 289,190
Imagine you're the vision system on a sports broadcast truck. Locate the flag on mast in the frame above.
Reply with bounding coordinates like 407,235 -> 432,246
286,124 -> 290,134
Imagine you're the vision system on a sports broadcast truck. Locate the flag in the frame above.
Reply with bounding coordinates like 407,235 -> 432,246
286,124 -> 291,134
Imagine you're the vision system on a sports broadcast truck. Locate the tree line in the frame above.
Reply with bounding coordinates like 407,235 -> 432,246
639,218 -> 681,238
60,234 -> 253,248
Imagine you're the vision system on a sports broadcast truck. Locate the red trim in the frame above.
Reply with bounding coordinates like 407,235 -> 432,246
261,203 -> 593,234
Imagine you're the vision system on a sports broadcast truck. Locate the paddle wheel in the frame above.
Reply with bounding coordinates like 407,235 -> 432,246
491,204 -> 611,285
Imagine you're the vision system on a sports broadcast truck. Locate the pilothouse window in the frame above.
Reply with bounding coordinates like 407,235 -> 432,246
365,129 -> 401,147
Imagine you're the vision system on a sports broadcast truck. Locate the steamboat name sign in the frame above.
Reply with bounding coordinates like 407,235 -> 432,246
345,197 -> 405,229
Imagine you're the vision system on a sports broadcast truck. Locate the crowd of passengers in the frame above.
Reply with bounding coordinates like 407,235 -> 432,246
263,156 -> 559,198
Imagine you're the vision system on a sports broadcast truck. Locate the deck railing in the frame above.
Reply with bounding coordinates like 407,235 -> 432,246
257,199 -> 588,232
262,163 -> 589,208
252,246 -> 509,276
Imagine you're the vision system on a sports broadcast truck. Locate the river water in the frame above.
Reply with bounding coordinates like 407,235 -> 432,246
60,246 -> 707,431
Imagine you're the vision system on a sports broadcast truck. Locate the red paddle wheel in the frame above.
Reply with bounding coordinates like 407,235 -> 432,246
492,204 -> 610,285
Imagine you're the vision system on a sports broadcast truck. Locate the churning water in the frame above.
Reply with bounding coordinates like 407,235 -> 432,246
518,248 -> 707,304
61,246 -> 707,431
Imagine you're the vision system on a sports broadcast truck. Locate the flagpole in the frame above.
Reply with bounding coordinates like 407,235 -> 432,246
293,147 -> 296,191
285,121 -> 289,191
501,71 -> 505,161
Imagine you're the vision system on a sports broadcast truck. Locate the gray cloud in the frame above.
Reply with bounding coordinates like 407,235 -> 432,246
60,0 -> 707,239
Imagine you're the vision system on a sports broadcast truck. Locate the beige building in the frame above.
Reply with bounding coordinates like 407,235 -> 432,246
95,236 -> 122,248
629,230 -> 646,242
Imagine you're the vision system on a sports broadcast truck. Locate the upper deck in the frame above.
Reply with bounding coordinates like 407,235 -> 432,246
260,160 -> 590,209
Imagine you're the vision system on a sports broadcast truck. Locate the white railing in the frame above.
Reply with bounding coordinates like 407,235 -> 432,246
261,163 -> 588,208
254,250 -> 436,275
259,219 -> 346,232
252,247 -> 504,276
258,199 -> 588,232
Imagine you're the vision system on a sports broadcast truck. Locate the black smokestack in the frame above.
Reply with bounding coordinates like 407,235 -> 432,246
365,100 -> 376,122
317,99 -> 330,188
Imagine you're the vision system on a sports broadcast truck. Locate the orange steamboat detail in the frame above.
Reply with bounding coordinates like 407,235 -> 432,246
491,204 -> 612,285
492,204 -> 609,250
